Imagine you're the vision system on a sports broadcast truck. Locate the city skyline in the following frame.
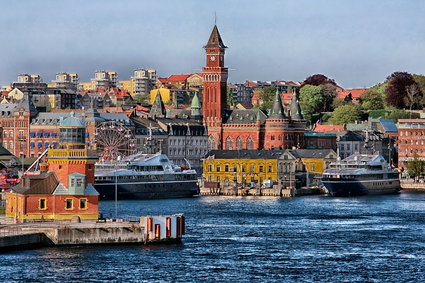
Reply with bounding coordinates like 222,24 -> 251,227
1,0 -> 425,88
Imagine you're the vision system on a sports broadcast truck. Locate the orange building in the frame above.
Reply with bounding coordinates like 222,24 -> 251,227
5,112 -> 99,221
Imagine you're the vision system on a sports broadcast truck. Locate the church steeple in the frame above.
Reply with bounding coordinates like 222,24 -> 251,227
289,92 -> 303,120
150,90 -> 166,118
268,89 -> 286,119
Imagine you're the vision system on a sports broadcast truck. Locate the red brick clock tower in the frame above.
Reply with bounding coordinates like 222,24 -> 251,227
202,25 -> 228,149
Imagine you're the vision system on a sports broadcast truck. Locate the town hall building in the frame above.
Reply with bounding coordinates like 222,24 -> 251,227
201,25 -> 306,150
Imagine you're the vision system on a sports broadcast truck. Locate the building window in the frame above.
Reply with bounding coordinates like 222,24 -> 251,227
236,137 -> 243,150
216,165 -> 221,172
268,166 -> 272,173
208,165 -> 212,172
225,165 -> 229,172
247,137 -> 254,150
80,199 -> 87,209
39,198 -> 47,210
225,137 -> 233,150
259,166 -> 263,172
65,199 -> 73,210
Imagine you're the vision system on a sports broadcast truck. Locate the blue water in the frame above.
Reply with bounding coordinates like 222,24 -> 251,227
2,192 -> 425,282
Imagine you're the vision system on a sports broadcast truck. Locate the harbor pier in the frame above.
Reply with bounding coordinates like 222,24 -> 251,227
0,214 -> 185,252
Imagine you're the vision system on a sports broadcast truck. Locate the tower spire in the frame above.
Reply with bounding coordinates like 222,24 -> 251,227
268,88 -> 286,119
150,89 -> 166,118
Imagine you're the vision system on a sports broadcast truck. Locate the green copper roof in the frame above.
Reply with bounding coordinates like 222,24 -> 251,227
191,93 -> 201,108
60,112 -> 85,127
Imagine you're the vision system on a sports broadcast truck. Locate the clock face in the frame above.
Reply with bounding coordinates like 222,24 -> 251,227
210,56 -> 216,61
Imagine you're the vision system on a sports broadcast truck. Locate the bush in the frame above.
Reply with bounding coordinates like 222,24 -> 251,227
384,110 -> 420,122
320,113 -> 332,123
368,109 -> 389,119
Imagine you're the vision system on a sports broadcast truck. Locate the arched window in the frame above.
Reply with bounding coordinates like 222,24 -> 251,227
225,136 -> 233,150
246,137 -> 254,150
208,136 -> 216,150
236,137 -> 243,150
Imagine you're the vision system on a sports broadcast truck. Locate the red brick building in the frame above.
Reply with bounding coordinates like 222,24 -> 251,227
397,119 -> 425,168
5,113 -> 99,221
0,97 -> 37,158
202,25 -> 306,150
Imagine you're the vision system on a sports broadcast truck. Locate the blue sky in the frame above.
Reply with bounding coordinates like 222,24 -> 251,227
1,0 -> 424,88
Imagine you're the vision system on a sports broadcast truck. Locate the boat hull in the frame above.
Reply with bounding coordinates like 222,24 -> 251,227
322,178 -> 400,197
95,180 -> 199,200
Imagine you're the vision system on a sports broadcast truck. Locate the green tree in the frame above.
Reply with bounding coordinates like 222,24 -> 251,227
259,85 -> 277,110
413,74 -> 425,108
360,89 -> 384,110
227,87 -> 235,107
329,104 -> 361,125
299,85 -> 324,123
321,83 -> 337,111
385,72 -> 421,109
407,153 -> 425,181
331,97 -> 346,110
134,94 -> 150,105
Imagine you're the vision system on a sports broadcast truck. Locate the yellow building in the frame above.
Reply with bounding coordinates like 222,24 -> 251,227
79,82 -> 94,90
203,149 -> 337,188
150,88 -> 171,104
289,149 -> 337,174
203,150 -> 281,187
120,80 -> 135,96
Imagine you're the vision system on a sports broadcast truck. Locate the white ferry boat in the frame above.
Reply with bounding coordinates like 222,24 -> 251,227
94,153 -> 199,200
321,153 -> 400,196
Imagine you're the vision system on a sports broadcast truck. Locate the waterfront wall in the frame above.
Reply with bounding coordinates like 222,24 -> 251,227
0,233 -> 44,251
0,214 -> 185,251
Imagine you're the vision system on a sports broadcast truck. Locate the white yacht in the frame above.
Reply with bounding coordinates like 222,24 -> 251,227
321,153 -> 400,196
94,153 -> 199,200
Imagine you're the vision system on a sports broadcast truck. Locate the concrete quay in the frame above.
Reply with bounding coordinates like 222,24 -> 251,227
400,180 -> 425,191
200,186 -> 295,197
0,214 -> 185,252
200,185 -> 328,197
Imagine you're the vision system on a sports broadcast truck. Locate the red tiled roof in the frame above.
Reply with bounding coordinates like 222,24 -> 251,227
281,92 -> 294,103
157,77 -> 168,83
167,74 -> 191,82
244,80 -> 257,87
313,122 -> 344,132
337,88 -> 367,100
135,105 -> 150,112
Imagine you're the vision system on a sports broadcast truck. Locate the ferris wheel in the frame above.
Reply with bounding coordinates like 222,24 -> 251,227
95,121 -> 135,161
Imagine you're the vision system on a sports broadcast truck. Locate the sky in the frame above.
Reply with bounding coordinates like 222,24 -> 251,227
1,0 -> 425,88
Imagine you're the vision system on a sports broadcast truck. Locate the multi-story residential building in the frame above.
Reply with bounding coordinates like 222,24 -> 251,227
119,69 -> 157,97
29,110 -> 134,157
50,72 -> 79,89
17,74 -> 41,84
337,130 -> 388,160
305,132 -> 337,150
0,98 -> 37,158
133,69 -> 156,96
397,119 -> 425,168
31,88 -> 77,111
12,74 -> 47,92
88,71 -> 117,89
149,88 -> 198,107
